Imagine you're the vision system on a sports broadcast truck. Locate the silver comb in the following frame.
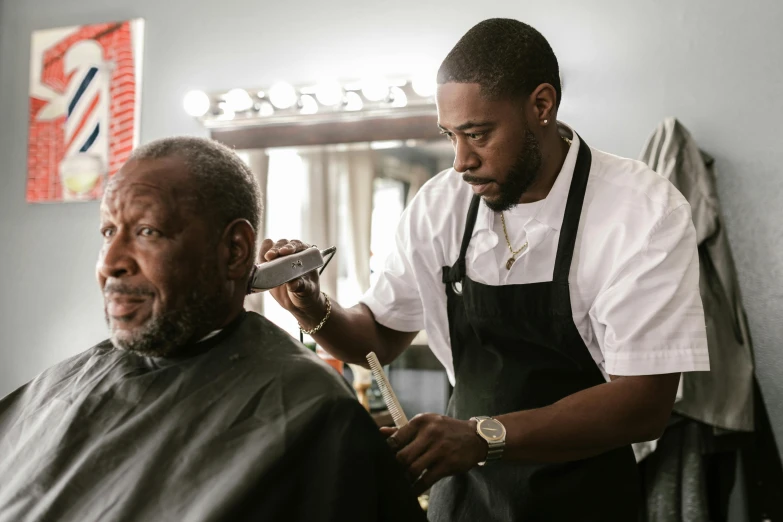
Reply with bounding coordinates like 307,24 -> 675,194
366,351 -> 408,428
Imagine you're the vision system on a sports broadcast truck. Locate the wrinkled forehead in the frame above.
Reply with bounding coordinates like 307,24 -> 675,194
101,157 -> 197,218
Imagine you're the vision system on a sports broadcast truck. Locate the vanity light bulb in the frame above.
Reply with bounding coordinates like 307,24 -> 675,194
224,88 -> 254,112
183,90 -> 211,117
314,80 -> 343,106
361,77 -> 389,102
300,95 -> 319,114
268,82 -> 297,109
258,101 -> 275,117
344,91 -> 363,111
390,86 -> 407,108
217,102 -> 235,121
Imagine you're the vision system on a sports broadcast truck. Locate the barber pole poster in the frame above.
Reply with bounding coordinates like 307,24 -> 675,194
27,19 -> 144,203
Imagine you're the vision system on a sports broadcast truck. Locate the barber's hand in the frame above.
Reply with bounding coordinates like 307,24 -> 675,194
380,414 -> 488,496
258,238 -> 323,316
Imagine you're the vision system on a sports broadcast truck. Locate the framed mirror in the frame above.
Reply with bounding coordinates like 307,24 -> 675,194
208,93 -> 453,419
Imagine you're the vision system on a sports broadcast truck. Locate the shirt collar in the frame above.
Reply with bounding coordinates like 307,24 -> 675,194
474,121 -> 580,235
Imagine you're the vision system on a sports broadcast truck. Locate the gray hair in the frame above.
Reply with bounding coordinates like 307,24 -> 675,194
129,136 -> 263,242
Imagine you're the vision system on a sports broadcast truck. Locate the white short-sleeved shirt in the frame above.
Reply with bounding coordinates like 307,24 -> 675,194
360,124 -> 709,384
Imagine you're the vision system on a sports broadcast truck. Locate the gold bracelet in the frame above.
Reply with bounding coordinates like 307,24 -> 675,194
299,292 -> 331,335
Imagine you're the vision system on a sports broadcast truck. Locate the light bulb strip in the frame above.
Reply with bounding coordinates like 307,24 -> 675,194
186,76 -> 437,128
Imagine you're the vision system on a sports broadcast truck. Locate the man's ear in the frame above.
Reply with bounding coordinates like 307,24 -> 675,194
221,219 -> 256,280
529,83 -> 558,126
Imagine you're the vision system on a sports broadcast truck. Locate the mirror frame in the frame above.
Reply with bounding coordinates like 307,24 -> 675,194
209,112 -> 441,149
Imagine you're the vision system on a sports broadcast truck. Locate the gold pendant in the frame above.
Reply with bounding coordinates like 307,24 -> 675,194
506,257 -> 516,270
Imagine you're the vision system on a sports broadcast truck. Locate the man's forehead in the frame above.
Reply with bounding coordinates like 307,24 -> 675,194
436,82 -> 507,127
101,182 -> 166,213
437,82 -> 483,100
101,157 -> 195,214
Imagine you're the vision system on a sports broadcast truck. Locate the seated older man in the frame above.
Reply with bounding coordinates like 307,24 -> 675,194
0,137 -> 424,522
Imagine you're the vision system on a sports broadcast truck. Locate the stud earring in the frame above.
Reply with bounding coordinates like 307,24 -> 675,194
543,119 -> 549,125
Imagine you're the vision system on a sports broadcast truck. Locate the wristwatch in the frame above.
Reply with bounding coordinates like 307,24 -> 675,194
470,416 -> 506,466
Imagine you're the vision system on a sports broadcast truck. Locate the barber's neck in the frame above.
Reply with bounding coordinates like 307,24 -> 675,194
519,127 -> 570,204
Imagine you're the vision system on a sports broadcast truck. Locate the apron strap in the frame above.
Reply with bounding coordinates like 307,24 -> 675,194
552,135 -> 592,283
442,193 -> 482,284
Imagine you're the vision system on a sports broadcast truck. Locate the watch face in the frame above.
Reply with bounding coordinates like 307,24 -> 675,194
478,418 -> 506,442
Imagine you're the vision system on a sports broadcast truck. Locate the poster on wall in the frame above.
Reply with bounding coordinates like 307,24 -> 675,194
27,19 -> 144,203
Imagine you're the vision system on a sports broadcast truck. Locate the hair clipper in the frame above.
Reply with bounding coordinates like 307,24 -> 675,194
246,246 -> 336,294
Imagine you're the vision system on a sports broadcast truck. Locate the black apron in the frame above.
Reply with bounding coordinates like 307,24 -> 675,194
429,137 -> 640,521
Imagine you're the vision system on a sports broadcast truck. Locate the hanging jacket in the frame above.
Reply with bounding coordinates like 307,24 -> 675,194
639,117 -> 754,432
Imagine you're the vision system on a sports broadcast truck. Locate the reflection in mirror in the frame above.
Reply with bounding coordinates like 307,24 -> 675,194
215,91 -> 453,421
239,139 -> 453,341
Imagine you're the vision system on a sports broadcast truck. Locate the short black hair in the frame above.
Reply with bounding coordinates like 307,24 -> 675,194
437,18 -> 562,108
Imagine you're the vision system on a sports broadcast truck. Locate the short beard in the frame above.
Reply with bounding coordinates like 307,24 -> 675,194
105,258 -> 222,358
483,127 -> 542,212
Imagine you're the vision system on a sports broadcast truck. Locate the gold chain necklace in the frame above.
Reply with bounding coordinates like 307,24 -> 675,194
500,213 -> 528,270
501,135 -> 571,270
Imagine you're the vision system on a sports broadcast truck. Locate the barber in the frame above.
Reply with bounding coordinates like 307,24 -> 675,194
261,18 -> 708,522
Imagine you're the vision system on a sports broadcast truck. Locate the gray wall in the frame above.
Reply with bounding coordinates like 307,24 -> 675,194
1,0 -> 780,486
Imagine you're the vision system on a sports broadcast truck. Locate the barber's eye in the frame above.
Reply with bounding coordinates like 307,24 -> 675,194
440,130 -> 455,141
101,227 -> 115,239
467,133 -> 484,140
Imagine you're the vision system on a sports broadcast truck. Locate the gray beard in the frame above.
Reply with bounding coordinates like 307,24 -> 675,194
106,289 -> 218,358
106,259 -> 222,358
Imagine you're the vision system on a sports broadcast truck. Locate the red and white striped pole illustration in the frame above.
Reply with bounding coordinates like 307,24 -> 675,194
58,40 -> 111,200
27,20 -> 142,203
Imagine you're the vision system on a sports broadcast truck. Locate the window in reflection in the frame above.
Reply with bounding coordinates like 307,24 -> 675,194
369,177 -> 406,288
263,149 -> 306,338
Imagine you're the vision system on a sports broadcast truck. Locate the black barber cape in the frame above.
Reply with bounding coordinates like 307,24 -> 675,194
0,312 -> 424,522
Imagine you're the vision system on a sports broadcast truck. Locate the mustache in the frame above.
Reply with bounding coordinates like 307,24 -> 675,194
103,282 -> 155,298
462,173 -> 493,184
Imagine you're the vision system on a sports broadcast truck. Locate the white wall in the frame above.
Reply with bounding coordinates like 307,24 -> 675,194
1,0 -> 781,500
